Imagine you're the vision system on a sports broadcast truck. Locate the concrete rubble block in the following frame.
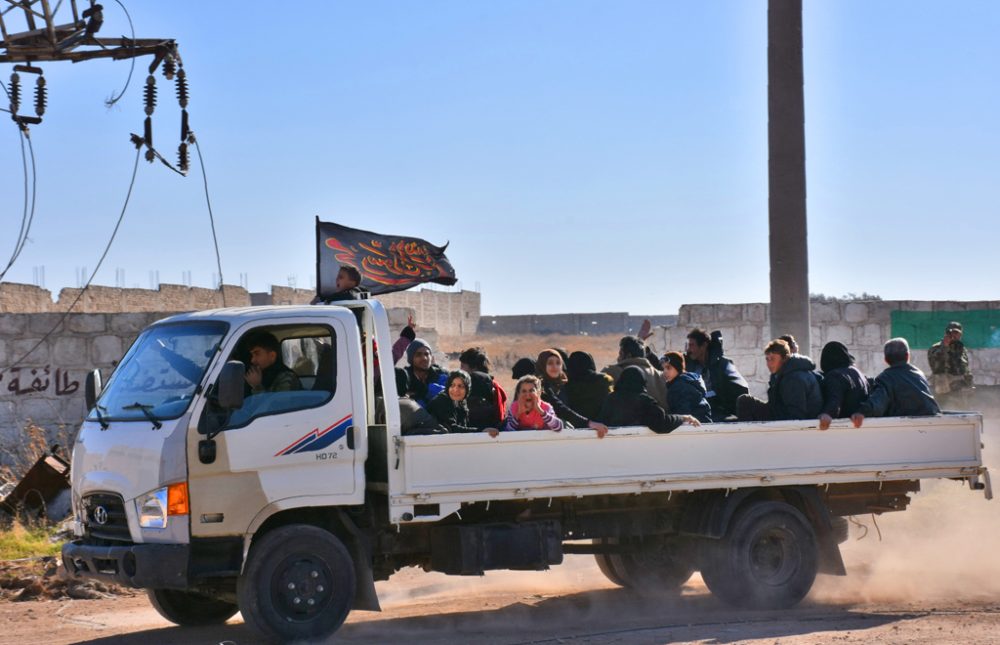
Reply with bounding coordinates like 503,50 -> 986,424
28,313 -> 67,335
52,336 -> 88,366
91,336 -> 124,365
810,301 -> 840,323
67,314 -> 106,334
745,303 -> 767,323
866,301 -> 895,323
0,315 -> 28,335
825,325 -> 853,346
716,305 -> 743,322
844,303 -> 869,324
11,338 -> 49,364
856,323 -> 884,348
109,313 -> 153,333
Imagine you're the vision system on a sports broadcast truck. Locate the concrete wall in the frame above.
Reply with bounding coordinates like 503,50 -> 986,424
478,313 -> 677,336
656,300 -> 1000,397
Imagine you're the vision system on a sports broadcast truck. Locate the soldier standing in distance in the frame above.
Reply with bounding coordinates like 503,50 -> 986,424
927,321 -> 973,407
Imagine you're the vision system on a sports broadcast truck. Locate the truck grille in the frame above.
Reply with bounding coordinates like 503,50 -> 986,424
82,493 -> 132,543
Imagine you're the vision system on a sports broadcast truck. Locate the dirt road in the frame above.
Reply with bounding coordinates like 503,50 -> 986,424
3,560 -> 999,645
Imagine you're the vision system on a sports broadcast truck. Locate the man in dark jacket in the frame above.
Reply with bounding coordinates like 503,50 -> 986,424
685,329 -> 749,420
661,352 -> 712,423
737,338 -> 822,421
244,332 -> 302,393
403,338 -> 448,409
852,338 -> 940,427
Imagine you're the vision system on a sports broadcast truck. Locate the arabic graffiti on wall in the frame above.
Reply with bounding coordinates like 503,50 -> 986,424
0,366 -> 80,396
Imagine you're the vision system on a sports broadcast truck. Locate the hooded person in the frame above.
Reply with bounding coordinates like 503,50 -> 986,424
737,339 -> 823,421
565,351 -> 614,420
817,341 -> 870,430
596,366 -> 700,434
427,370 -> 489,434
403,338 -> 448,409
459,347 -> 507,429
511,357 -> 536,380
661,352 -> 713,423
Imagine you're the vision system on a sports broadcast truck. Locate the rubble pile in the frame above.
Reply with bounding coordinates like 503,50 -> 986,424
0,556 -> 134,601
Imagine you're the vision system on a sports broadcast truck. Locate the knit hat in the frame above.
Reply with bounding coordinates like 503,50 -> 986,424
661,351 -> 685,374
406,338 -> 432,364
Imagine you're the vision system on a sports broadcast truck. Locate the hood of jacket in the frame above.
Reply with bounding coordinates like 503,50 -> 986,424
673,371 -> 707,395
781,354 -> 817,375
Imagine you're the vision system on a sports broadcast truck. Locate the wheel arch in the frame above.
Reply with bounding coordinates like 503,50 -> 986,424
245,505 -> 380,611
677,486 -> 845,576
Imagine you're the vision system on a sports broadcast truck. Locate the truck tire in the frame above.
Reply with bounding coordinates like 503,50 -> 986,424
147,589 -> 239,626
593,536 -> 694,592
237,524 -> 356,642
700,501 -> 818,609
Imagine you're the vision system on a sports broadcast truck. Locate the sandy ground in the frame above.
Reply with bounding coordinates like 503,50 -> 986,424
2,558 -> 999,645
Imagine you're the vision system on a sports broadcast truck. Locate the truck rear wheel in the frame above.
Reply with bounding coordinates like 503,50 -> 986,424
237,524 -> 356,642
593,536 -> 694,592
700,501 -> 818,609
147,588 -> 239,626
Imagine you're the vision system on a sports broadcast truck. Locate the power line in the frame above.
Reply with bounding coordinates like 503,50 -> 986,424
104,0 -> 137,108
1,146 -> 142,374
193,136 -> 227,306
0,81 -> 38,283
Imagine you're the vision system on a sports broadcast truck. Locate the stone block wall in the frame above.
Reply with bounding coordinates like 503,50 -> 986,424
658,300 -> 1000,397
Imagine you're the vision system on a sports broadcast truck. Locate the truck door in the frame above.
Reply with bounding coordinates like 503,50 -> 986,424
187,314 -> 366,538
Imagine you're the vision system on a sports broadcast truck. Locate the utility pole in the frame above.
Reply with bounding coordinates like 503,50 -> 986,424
768,0 -> 810,354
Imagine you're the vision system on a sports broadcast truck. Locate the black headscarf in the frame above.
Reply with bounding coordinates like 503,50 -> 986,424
820,341 -> 854,373
566,351 -> 597,381
512,357 -> 536,380
616,366 -> 648,395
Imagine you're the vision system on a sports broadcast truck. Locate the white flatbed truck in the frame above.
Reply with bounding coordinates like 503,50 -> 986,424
61,300 -> 992,641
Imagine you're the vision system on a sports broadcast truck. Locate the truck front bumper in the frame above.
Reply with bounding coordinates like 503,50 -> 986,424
62,541 -> 189,590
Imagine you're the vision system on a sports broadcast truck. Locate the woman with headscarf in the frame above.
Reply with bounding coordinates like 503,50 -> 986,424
536,349 -> 609,437
427,370 -> 493,434
597,366 -> 701,434
565,351 -> 614,420
817,341 -> 870,430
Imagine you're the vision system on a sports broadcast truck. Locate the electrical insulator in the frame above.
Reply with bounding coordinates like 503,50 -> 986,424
178,142 -> 189,173
143,116 -> 155,162
162,56 -> 176,81
9,72 -> 20,114
34,76 -> 46,117
143,74 -> 157,116
175,67 -> 188,108
180,108 -> 189,142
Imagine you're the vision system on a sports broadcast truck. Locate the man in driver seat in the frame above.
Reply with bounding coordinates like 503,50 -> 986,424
244,332 -> 302,394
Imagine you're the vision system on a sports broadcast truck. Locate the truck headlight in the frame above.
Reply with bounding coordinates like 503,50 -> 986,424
136,482 -> 189,529
137,487 -> 168,528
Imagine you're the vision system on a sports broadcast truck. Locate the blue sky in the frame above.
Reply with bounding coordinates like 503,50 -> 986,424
0,1 -> 996,315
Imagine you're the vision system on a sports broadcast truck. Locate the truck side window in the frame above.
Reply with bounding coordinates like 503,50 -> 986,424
205,324 -> 337,432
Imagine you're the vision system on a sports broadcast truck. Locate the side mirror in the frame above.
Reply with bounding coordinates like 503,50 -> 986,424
84,369 -> 103,410
217,361 -> 246,410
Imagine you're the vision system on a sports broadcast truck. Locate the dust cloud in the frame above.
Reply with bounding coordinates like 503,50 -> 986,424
812,404 -> 1000,604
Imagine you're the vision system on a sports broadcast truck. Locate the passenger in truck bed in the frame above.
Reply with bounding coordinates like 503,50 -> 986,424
817,341 -> 870,430
404,338 -> 449,408
852,338 -> 940,427
391,368 -> 446,436
496,375 -> 563,435
427,370 -> 496,434
736,338 -> 822,422
596,366 -> 701,434
536,349 -> 609,437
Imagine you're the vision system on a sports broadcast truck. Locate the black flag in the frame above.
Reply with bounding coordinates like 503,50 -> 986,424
316,218 -> 458,298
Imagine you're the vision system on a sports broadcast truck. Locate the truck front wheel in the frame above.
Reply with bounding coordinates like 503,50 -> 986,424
700,501 -> 818,609
593,536 -> 694,592
147,589 -> 239,626
237,524 -> 356,642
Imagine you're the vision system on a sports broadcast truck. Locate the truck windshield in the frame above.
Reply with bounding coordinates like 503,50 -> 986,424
87,321 -> 229,423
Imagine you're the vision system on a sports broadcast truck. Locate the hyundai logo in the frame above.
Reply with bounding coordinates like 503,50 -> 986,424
93,505 -> 109,525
